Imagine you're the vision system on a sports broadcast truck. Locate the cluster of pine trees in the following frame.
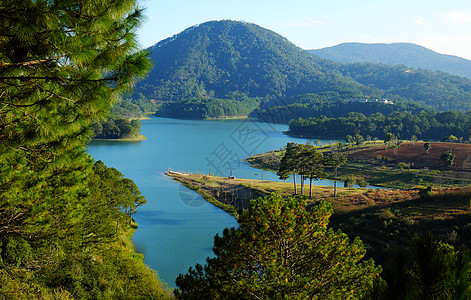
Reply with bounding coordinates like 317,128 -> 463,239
288,110 -> 471,141
176,193 -> 471,299
92,117 -> 142,139
0,0 -> 169,298
276,143 -> 347,198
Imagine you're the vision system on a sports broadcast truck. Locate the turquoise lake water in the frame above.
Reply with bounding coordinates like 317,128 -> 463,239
86,117 -> 340,287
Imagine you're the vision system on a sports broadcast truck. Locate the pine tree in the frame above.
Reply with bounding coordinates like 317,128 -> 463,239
176,194 -> 379,299
277,142 -> 300,194
300,144 -> 326,198
326,152 -> 347,197
0,0 -> 149,233
0,1 -> 160,297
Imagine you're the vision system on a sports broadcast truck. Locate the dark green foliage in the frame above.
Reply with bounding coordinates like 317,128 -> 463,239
370,234 -> 471,300
440,150 -> 455,167
417,186 -> 433,199
134,20 -> 471,116
277,142 -> 302,194
175,194 -> 379,299
339,63 -> 471,111
156,96 -> 260,119
343,176 -> 356,188
112,99 -> 147,119
309,42 -> 471,79
252,92 -> 429,124
278,143 -> 343,197
134,20 -> 377,102
298,144 -> 327,198
0,0 -> 167,297
42,249 -> 165,300
0,160 -> 167,299
93,116 -> 142,139
424,142 -> 432,153
325,152 -> 347,197
288,110 -> 471,141
91,161 -> 147,223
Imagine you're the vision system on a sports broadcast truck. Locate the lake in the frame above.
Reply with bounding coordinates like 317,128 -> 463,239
87,117 -> 339,287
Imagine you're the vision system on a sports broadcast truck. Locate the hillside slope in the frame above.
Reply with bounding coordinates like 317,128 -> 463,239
133,20 -> 471,113
134,20 -> 377,101
309,42 -> 471,78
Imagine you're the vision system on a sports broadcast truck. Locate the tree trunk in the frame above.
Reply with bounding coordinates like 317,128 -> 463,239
334,167 -> 338,197
300,175 -> 304,195
309,178 -> 313,198
293,172 -> 297,194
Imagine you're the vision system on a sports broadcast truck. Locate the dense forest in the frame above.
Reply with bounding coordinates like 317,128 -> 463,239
156,96 -> 260,119
310,42 -> 471,78
339,63 -> 471,111
287,110 -> 471,141
0,1 -> 170,298
251,92 -> 430,123
92,117 -> 142,139
134,20 -> 379,101
131,20 -> 471,115
90,99 -> 146,140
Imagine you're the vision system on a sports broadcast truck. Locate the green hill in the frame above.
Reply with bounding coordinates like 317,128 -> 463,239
338,63 -> 471,111
132,20 -> 471,117
134,20 -> 377,101
309,42 -> 471,78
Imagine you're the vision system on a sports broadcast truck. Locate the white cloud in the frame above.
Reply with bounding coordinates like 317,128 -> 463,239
440,11 -> 471,24
414,17 -> 430,25
282,20 -> 326,28
418,34 -> 471,60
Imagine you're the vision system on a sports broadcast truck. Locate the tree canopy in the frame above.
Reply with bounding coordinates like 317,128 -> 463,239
175,193 -> 379,299
133,20 -> 471,114
0,1 -> 168,297
288,110 -> 471,141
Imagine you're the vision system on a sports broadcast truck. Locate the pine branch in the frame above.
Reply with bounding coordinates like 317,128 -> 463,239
0,76 -> 118,81
0,55 -> 66,67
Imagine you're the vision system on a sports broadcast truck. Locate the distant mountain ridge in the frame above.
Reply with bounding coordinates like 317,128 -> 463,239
132,20 -> 471,113
134,20 -> 377,101
309,43 -> 471,78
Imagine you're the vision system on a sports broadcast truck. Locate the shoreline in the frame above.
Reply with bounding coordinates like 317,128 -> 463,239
93,134 -> 147,142
154,114 -> 251,121
164,171 -> 370,215
165,171 -> 240,218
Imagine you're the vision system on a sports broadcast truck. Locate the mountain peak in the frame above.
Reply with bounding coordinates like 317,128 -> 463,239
136,20 -> 368,101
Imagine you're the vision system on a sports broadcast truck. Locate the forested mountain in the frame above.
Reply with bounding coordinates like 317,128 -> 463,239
338,63 -> 471,111
251,92 -> 430,123
309,42 -> 471,78
133,20 -> 471,116
134,20 -> 378,101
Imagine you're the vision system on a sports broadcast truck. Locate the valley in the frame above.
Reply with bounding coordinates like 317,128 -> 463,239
4,4 -> 471,297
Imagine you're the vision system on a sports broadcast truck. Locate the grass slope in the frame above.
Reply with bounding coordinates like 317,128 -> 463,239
247,141 -> 471,189
166,172 -> 471,265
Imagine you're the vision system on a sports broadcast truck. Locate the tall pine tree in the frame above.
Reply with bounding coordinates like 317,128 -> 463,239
0,1 -> 166,298
0,0 -> 149,238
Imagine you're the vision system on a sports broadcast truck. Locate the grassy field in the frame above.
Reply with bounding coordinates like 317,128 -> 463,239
247,141 -> 471,189
167,155 -> 471,265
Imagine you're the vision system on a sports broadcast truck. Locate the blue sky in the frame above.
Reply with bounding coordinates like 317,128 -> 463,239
137,0 -> 471,60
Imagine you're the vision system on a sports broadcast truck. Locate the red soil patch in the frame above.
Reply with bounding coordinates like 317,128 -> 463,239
347,142 -> 471,170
